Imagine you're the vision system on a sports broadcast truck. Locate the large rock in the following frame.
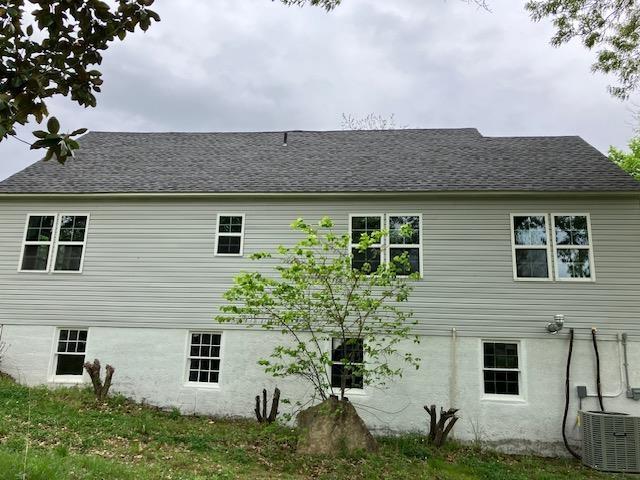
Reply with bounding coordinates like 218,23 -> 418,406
296,396 -> 378,455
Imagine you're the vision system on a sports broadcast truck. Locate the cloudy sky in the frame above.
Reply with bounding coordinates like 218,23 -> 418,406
1,0 -> 636,181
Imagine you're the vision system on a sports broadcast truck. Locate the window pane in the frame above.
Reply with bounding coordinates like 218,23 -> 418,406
389,216 -> 420,244
351,247 -> 381,273
218,216 -> 243,234
351,216 -> 381,243
54,245 -> 84,271
556,248 -> 591,278
390,248 -> 420,275
332,338 -> 364,363
55,354 -> 85,376
483,343 -> 518,369
331,363 -> 364,389
515,249 -> 548,278
554,216 -> 589,246
21,245 -> 50,271
217,236 -> 241,254
513,216 -> 547,246
59,216 -> 87,242
484,370 -> 519,395
25,215 -> 55,241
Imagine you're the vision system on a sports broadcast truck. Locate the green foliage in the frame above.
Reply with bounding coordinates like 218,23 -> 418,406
0,0 -> 160,162
526,1 -> 640,99
609,137 -> 640,180
217,216 -> 421,401
0,376 -> 619,479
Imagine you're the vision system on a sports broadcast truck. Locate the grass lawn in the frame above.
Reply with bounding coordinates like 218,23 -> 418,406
0,376 -> 632,480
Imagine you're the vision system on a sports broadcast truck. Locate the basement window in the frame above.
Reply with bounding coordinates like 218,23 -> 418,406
19,214 -> 56,271
331,338 -> 364,390
215,214 -> 244,256
552,214 -> 595,281
53,215 -> 89,272
510,214 -> 551,280
186,332 -> 222,384
482,342 -> 520,396
54,329 -> 88,377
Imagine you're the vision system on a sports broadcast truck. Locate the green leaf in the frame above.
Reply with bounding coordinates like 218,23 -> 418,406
70,128 -> 88,136
32,130 -> 48,139
47,117 -> 60,134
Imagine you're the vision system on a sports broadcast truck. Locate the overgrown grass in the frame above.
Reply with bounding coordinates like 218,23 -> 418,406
0,377 -> 632,479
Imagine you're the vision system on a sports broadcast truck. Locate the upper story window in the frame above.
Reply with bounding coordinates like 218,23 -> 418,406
552,215 -> 594,280
331,338 -> 364,390
54,215 -> 89,272
482,341 -> 520,396
349,214 -> 422,276
19,213 -> 89,273
350,215 -> 382,272
388,215 -> 421,275
20,214 -> 56,271
215,214 -> 245,256
510,214 -> 551,280
510,213 -> 595,282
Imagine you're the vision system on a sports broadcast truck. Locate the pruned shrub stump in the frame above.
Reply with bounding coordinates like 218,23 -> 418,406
296,396 -> 377,455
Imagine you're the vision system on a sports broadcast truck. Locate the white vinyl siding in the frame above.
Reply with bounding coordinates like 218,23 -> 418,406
0,196 -> 638,337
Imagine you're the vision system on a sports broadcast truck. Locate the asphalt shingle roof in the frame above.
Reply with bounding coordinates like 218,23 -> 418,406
1,129 -> 638,193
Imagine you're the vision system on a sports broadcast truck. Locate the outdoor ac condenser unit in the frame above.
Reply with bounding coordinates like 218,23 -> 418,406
580,411 -> 640,473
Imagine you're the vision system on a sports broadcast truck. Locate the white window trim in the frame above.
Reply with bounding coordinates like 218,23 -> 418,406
49,327 -> 89,384
17,213 -> 58,273
551,213 -> 596,282
329,337 -> 367,397
387,213 -> 423,278
52,213 -> 91,274
509,213 -> 553,282
183,330 -> 223,388
214,213 -> 245,257
480,339 -> 526,403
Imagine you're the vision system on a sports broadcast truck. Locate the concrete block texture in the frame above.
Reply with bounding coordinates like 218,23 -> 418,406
2,324 -> 639,456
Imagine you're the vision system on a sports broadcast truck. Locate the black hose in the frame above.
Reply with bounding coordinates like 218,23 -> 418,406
591,328 -> 605,412
563,328 -> 581,460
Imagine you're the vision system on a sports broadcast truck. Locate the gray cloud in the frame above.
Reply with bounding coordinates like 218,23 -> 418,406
0,0 -> 635,180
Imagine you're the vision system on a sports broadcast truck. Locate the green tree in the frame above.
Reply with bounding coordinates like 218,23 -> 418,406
0,0 -> 160,162
526,1 -> 640,99
217,216 -> 420,402
609,137 -> 640,180
0,0 -> 343,164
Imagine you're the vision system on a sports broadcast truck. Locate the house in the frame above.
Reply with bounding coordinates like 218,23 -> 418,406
0,129 -> 639,455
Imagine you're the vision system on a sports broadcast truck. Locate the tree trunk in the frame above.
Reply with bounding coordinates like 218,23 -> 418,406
424,404 -> 459,447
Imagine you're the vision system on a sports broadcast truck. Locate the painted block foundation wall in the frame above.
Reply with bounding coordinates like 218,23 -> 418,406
2,324 -> 639,456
